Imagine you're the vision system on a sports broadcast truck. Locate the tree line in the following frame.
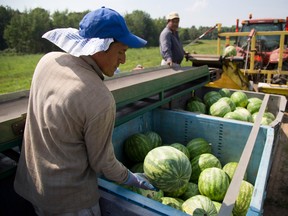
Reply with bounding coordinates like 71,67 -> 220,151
0,6 -> 235,54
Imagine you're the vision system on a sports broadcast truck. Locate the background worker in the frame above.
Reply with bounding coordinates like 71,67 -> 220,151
159,12 -> 189,67
14,7 -> 156,216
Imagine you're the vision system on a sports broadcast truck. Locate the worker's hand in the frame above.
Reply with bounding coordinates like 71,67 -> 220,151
184,51 -> 190,61
124,171 -> 158,191
166,59 -> 173,67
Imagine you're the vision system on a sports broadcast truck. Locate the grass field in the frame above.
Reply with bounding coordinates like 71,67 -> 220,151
0,40 -> 225,94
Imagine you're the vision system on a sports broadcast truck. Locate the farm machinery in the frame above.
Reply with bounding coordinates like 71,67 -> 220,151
187,15 -> 288,96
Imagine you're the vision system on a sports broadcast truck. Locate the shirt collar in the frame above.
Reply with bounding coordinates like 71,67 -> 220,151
80,56 -> 104,80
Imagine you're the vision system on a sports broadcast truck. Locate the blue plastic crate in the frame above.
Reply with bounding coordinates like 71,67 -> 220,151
101,108 -> 275,215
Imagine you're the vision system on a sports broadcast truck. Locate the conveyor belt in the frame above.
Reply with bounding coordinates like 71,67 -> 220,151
0,66 -> 210,125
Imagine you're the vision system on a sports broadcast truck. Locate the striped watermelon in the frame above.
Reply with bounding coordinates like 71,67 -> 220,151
182,195 -> 218,216
133,187 -> 164,202
190,153 -> 222,183
252,111 -> 275,125
186,100 -> 207,114
143,146 -> 192,193
170,143 -> 190,159
130,162 -> 144,173
234,107 -> 253,122
232,180 -> 254,216
124,133 -> 153,162
186,137 -> 212,159
230,91 -> 248,108
145,131 -> 162,148
198,167 -> 230,202
218,97 -> 236,111
161,197 -> 184,211
212,201 -> 222,214
164,182 -> 189,198
223,111 -> 247,122
209,99 -> 231,117
219,88 -> 231,97
222,162 -> 247,181
247,97 -> 264,114
203,91 -> 222,107
180,182 -> 200,200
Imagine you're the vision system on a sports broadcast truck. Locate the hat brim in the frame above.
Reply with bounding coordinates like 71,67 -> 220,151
117,32 -> 147,48
42,28 -> 114,57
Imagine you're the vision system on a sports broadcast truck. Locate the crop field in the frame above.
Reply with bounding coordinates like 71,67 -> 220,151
0,40 -> 226,95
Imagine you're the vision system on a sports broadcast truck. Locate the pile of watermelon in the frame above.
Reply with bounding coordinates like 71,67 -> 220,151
122,131 -> 254,216
186,88 -> 276,125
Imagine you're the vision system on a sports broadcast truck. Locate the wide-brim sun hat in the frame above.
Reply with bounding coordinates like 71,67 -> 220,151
42,7 -> 147,57
167,12 -> 180,20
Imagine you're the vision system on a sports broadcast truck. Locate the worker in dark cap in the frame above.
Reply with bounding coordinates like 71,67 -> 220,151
159,12 -> 189,67
14,7 -> 157,216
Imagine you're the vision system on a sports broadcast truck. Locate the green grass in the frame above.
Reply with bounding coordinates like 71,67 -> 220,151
0,40 -> 225,94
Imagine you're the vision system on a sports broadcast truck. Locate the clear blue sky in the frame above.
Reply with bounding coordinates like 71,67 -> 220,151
1,0 -> 287,28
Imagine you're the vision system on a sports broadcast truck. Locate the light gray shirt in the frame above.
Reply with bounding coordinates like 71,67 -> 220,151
14,52 -> 128,213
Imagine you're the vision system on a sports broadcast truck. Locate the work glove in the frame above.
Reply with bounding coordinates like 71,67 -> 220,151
124,170 -> 158,191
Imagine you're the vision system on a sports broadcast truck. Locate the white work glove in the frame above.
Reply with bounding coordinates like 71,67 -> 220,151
124,170 -> 158,191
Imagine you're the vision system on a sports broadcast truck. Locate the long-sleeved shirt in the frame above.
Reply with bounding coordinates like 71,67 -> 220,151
14,52 -> 128,213
159,26 -> 185,64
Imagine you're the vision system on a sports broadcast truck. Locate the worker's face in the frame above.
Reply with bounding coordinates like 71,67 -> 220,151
92,42 -> 128,77
168,18 -> 179,31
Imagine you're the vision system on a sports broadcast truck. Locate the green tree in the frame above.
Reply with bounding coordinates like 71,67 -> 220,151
0,6 -> 15,50
4,8 -> 51,53
125,10 -> 158,46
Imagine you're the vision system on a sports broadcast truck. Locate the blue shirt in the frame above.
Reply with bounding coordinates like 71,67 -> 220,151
159,26 -> 185,64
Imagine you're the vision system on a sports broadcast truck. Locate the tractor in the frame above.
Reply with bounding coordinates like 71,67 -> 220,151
187,15 -> 288,95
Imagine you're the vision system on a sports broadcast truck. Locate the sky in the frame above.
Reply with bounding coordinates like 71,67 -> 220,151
1,0 -> 287,28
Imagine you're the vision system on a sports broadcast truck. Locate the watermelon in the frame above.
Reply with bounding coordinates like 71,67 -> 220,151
180,182 -> 200,200
203,91 -> 222,107
143,146 -> 192,193
223,45 -> 237,57
182,195 -> 218,216
223,111 -> 246,122
246,97 -> 263,114
164,182 -> 189,198
263,112 -> 276,121
222,162 -> 247,181
133,187 -> 164,202
209,99 -> 231,117
186,100 -> 206,114
219,88 -> 231,98
130,162 -> 144,173
190,153 -> 222,183
170,143 -> 190,159
145,131 -> 162,148
212,201 -> 222,214
234,107 -> 253,122
232,180 -> 254,216
252,111 -> 275,125
230,91 -> 248,108
124,133 -> 153,162
186,137 -> 212,159
161,197 -> 184,211
198,167 -> 230,202
218,97 -> 236,111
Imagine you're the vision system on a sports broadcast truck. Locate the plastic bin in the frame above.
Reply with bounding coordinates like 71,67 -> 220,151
99,108 -> 275,215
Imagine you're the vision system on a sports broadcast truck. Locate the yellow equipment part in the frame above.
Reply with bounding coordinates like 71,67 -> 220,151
206,61 -> 250,91
257,83 -> 288,96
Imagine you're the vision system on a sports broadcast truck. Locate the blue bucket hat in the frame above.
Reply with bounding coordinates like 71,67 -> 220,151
79,7 -> 147,48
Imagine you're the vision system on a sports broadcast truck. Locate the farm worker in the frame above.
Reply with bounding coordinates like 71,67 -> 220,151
14,7 -> 157,216
159,12 -> 189,67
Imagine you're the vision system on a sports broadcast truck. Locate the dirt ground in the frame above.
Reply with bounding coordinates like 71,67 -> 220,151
263,112 -> 288,216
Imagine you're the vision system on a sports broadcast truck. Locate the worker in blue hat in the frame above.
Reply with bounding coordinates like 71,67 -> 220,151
14,7 -> 157,216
